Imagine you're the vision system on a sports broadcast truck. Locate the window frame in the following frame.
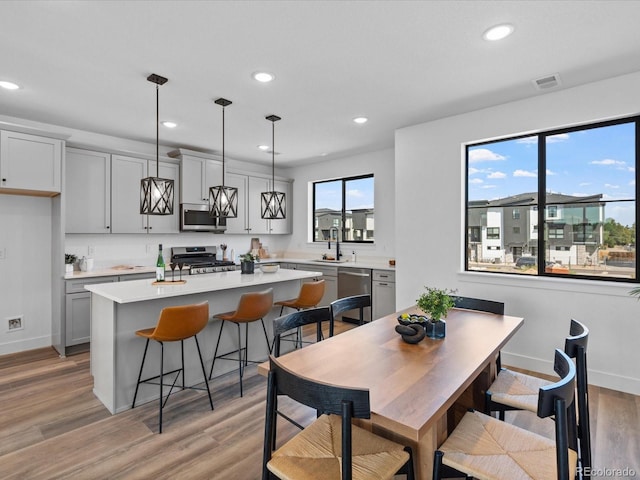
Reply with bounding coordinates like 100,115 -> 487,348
465,114 -> 640,283
311,173 -> 375,244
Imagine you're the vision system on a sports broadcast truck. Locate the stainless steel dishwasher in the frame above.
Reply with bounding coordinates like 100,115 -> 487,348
337,267 -> 372,323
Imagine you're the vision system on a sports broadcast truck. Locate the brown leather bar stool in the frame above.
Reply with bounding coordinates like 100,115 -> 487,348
132,301 -> 213,434
274,279 -> 325,347
208,288 -> 273,397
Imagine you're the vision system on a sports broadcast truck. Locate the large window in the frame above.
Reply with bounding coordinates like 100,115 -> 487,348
466,117 -> 637,281
313,174 -> 374,243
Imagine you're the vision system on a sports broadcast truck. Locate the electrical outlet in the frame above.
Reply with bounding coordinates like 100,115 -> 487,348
7,316 -> 23,332
0,247 -> 5,260
88,245 -> 95,256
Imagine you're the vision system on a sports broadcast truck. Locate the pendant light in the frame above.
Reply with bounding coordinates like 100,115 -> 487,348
209,98 -> 238,217
261,114 -> 286,219
140,73 -> 174,216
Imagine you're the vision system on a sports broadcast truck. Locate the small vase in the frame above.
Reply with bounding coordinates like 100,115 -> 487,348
241,261 -> 255,274
65,263 -> 74,274
426,319 -> 446,339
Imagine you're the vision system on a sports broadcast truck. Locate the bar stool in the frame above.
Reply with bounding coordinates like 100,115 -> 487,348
274,279 -> 325,347
208,288 -> 273,397
131,301 -> 213,434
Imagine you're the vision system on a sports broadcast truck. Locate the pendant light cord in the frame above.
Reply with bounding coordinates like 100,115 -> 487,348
156,84 -> 160,177
222,105 -> 225,185
271,120 -> 275,190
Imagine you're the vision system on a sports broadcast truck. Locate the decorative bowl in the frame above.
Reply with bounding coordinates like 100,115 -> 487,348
397,314 -> 428,326
259,263 -> 280,273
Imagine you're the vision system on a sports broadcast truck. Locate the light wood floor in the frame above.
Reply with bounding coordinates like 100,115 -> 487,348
1,324 -> 638,479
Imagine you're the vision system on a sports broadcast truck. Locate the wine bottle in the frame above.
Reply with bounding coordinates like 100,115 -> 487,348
156,244 -> 165,282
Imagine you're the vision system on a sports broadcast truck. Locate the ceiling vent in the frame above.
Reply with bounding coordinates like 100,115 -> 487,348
532,73 -> 561,90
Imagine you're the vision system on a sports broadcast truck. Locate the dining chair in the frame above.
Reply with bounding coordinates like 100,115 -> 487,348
208,288 -> 274,397
329,293 -> 371,336
262,355 -> 415,480
454,295 -> 505,368
485,318 -> 591,475
131,301 -> 214,433
434,348 -> 578,480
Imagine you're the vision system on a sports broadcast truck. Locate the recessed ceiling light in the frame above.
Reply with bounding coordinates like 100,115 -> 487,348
258,144 -> 270,151
0,81 -> 20,90
252,72 -> 275,83
161,121 -> 177,128
483,23 -> 514,41
353,117 -> 368,124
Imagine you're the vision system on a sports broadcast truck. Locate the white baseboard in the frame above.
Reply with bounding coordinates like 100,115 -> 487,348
0,336 -> 52,356
501,351 -> 640,396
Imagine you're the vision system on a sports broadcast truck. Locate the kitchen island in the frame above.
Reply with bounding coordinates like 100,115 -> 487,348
86,268 -> 321,414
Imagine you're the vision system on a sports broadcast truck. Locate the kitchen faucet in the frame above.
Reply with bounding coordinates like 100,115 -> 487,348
328,226 -> 342,260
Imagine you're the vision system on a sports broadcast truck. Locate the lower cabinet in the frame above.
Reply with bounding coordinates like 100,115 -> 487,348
372,270 -> 396,320
64,273 -> 155,351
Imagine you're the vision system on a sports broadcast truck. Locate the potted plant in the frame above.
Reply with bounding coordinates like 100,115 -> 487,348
240,252 -> 259,274
65,253 -> 77,274
416,286 -> 457,339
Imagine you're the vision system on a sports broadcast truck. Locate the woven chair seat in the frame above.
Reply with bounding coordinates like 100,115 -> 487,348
488,369 -> 553,412
440,410 -> 577,480
268,414 -> 410,480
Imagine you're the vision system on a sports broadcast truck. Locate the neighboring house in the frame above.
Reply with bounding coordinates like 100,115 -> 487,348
468,192 -> 604,265
314,208 -> 374,242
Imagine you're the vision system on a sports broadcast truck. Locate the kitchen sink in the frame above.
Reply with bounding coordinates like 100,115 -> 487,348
312,259 -> 349,263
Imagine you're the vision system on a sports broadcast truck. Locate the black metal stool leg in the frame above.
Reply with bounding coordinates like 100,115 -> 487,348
181,339 -> 185,390
194,335 -> 214,410
260,318 -> 272,354
237,322 -> 244,397
132,338 -> 150,408
209,320 -> 225,380
159,341 -> 164,434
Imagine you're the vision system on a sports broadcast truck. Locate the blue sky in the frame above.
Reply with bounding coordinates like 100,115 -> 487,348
315,177 -> 375,211
468,121 -> 636,226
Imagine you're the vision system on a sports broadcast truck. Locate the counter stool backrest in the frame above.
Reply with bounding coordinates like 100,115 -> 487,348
296,280 -> 326,308
230,288 -> 274,322
150,302 -> 209,341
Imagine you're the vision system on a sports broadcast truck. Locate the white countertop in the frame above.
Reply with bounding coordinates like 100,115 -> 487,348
84,268 -> 321,304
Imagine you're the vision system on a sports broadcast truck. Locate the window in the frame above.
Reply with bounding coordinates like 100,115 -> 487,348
313,174 -> 374,243
487,227 -> 500,239
466,116 -> 637,281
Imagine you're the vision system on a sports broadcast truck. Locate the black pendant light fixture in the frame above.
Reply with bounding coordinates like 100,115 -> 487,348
140,73 -> 174,216
209,98 -> 238,218
261,114 -> 286,219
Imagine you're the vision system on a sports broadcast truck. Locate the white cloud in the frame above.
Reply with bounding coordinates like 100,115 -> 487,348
591,158 -> 626,166
513,169 -> 537,178
630,180 -> 636,186
546,133 -> 570,143
469,178 -> 483,184
604,184 -> 620,189
468,148 -> 506,163
546,169 -> 556,176
487,171 -> 506,179
346,189 -> 364,198
468,167 -> 480,175
579,182 -> 592,186
481,185 -> 497,189
515,137 -> 538,145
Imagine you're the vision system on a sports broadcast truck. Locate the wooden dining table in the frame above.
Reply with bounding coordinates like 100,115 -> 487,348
258,305 -> 524,480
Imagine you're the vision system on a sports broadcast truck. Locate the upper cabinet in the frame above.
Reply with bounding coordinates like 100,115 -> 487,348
65,148 -> 111,234
0,130 -> 63,195
180,154 -> 222,204
110,154 -> 180,234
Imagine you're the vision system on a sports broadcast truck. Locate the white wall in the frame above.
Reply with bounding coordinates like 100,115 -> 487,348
0,195 -> 53,354
396,71 -> 640,395
283,148 -> 395,261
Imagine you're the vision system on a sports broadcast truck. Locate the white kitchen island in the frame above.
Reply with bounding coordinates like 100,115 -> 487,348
86,268 -> 321,414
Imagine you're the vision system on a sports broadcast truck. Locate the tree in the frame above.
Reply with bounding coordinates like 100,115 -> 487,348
603,218 -> 634,248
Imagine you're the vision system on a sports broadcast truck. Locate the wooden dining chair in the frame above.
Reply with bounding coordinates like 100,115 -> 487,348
434,349 -> 578,480
485,318 -> 591,475
262,355 -> 415,480
329,294 -> 371,336
454,295 -> 505,368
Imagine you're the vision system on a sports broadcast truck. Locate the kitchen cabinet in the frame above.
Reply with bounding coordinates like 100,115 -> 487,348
179,154 -> 222,204
65,148 -> 111,233
65,276 -> 117,347
225,172 -> 292,234
372,269 -> 396,320
287,263 -> 338,307
111,154 -> 180,234
0,130 -> 63,195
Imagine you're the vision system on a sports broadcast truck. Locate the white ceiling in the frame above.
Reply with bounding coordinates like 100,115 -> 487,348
1,1 -> 640,167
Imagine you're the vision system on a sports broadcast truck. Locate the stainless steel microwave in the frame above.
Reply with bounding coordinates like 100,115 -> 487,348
180,203 -> 227,232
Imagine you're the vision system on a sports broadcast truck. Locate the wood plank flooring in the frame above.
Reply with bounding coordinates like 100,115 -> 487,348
1,326 -> 639,479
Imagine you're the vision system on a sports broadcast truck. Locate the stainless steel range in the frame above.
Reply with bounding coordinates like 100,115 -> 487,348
170,246 -> 236,275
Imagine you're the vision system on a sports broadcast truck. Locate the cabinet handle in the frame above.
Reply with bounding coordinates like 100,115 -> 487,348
379,282 -> 388,286
148,226 -> 152,230
1,178 -> 6,182
380,275 -> 389,278
106,226 -> 110,229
